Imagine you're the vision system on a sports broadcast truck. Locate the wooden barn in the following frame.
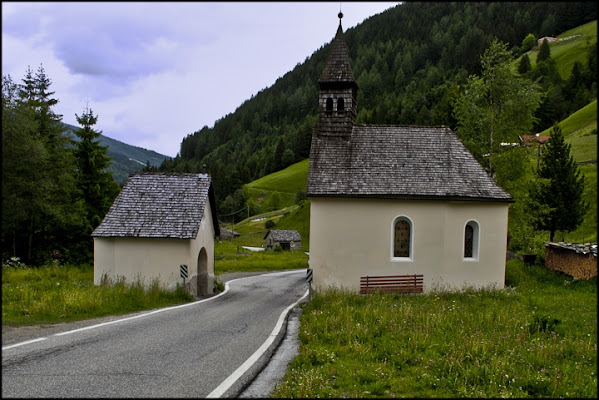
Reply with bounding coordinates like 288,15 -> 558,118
92,173 -> 220,296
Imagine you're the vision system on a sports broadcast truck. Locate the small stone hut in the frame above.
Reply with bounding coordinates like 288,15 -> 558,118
264,229 -> 302,250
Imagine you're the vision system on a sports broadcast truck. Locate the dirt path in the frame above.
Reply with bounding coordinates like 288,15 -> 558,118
2,271 -> 280,347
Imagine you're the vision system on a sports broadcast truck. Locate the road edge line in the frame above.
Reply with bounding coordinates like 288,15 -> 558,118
206,287 -> 310,398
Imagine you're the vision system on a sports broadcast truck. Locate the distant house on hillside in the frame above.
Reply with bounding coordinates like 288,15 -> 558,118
92,173 -> 220,296
519,134 -> 550,147
306,14 -> 513,293
537,36 -> 561,46
264,229 -> 302,250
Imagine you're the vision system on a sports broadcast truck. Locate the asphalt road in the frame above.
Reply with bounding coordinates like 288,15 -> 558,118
2,270 -> 308,398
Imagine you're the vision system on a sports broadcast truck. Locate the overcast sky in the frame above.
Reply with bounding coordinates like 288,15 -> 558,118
2,2 -> 399,157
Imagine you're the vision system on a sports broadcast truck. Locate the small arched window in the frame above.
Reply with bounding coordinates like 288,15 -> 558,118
464,220 -> 479,260
326,97 -> 334,113
337,97 -> 345,112
393,217 -> 412,259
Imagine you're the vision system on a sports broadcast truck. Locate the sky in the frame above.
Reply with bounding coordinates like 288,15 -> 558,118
2,2 -> 400,158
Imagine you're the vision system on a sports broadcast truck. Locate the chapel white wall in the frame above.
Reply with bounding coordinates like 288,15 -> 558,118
93,198 -> 216,292
309,197 -> 509,292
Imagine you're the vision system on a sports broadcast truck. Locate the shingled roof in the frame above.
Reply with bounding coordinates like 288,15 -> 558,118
92,173 -> 220,238
264,229 -> 302,242
307,125 -> 513,202
308,16 -> 511,204
318,22 -> 357,86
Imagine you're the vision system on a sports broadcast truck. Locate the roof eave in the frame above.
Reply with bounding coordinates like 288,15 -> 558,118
307,193 -> 514,203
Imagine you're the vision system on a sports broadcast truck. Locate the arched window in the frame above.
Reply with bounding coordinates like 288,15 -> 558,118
326,97 -> 333,113
464,220 -> 479,260
392,216 -> 412,259
337,97 -> 345,112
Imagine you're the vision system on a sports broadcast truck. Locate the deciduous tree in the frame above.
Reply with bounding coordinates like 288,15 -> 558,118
453,38 -> 541,185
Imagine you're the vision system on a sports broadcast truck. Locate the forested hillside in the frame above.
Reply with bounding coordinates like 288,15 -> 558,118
159,1 -> 597,212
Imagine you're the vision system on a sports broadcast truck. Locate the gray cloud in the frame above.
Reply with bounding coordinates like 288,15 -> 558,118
3,2 -> 399,157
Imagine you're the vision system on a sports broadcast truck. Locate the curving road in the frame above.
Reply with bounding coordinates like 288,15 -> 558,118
2,270 -> 308,398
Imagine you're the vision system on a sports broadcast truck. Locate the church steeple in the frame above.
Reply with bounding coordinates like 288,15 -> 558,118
316,13 -> 358,137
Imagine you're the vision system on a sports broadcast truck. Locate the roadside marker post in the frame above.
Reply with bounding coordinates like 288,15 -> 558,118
306,268 -> 313,300
180,264 -> 188,288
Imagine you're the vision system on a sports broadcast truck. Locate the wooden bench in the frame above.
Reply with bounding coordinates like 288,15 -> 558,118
360,274 -> 423,294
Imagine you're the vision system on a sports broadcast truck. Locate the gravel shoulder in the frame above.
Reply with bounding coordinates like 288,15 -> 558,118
2,271 -> 280,347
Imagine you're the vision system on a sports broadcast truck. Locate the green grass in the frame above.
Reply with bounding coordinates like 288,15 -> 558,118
244,159 -> 309,209
569,134 -> 598,163
552,20 -> 597,80
214,240 -> 308,274
539,100 -> 597,164
272,259 -> 597,398
2,263 -> 193,326
528,20 -> 597,80
548,100 -> 597,138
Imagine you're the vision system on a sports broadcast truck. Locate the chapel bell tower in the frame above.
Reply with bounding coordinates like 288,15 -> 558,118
316,12 -> 358,138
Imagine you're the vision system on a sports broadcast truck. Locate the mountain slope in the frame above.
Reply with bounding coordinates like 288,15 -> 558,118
243,159 -> 309,208
62,123 -> 169,184
163,2 -> 596,207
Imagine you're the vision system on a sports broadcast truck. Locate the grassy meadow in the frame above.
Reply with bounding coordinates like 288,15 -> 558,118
243,158 -> 309,210
214,240 -> 308,274
528,20 -> 597,79
1,263 -> 193,326
272,259 -> 597,398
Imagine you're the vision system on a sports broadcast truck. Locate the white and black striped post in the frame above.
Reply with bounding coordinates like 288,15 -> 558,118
306,268 -> 313,300
180,264 -> 188,288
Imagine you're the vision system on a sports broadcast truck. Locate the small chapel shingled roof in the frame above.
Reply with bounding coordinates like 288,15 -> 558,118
307,16 -> 512,204
92,173 -> 219,239
307,125 -> 513,202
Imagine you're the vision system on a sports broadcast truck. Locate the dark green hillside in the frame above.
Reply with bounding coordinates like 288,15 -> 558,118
62,123 -> 169,184
160,2 -> 596,208
220,16 -> 597,256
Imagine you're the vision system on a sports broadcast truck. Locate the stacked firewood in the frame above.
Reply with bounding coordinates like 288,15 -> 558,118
544,242 -> 597,280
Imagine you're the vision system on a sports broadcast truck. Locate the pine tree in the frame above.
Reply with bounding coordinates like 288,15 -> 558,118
272,137 -> 286,172
2,74 -> 43,260
17,66 -> 36,106
531,124 -> 587,242
517,54 -> 532,74
3,67 -> 85,264
537,38 -> 551,62
73,107 -> 119,233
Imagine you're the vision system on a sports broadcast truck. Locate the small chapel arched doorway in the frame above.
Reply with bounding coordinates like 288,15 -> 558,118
197,247 -> 210,296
